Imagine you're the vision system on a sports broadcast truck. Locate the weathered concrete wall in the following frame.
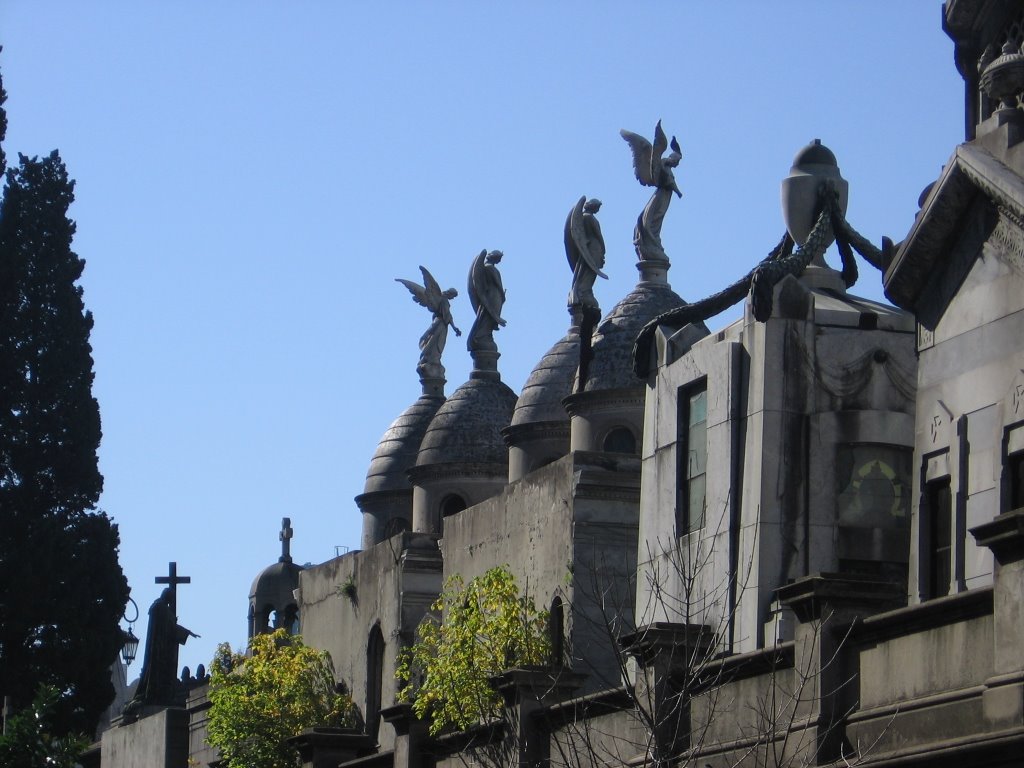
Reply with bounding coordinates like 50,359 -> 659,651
186,684 -> 217,767
298,532 -> 442,752
549,706 -> 648,768
441,453 -> 639,693
848,590 -> 994,759
441,455 -> 576,590
100,708 -> 188,768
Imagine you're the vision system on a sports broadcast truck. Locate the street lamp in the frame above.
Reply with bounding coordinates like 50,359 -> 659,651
121,627 -> 140,667
120,596 -> 140,667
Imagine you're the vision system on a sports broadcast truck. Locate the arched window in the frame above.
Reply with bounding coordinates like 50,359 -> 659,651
366,624 -> 385,740
603,426 -> 636,455
549,596 -> 565,666
440,494 -> 468,518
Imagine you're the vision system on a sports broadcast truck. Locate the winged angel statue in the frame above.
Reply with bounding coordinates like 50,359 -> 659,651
564,196 -> 607,309
396,266 -> 461,381
467,249 -> 506,354
620,121 -> 682,262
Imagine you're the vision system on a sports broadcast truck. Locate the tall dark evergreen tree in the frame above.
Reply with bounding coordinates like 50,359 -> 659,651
0,147 -> 129,735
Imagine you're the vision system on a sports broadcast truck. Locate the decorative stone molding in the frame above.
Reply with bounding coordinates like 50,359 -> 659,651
971,509 -> 1024,564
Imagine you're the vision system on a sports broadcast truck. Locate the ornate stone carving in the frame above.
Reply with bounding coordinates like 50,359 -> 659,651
396,266 -> 461,385
564,196 -> 607,310
621,121 -> 682,263
466,250 -> 507,373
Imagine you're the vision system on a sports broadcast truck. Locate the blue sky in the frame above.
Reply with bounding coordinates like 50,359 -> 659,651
1,2 -> 963,675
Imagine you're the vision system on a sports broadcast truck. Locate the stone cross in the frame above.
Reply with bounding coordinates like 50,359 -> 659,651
155,561 -> 191,614
280,517 -> 293,563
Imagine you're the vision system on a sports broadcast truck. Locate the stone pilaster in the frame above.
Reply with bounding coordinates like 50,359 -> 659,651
777,573 -> 903,765
971,510 -> 1024,728
490,666 -> 587,768
620,622 -> 713,763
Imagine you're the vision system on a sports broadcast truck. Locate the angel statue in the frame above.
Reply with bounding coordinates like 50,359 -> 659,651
467,249 -> 506,354
620,120 -> 682,262
564,196 -> 608,309
396,266 -> 461,382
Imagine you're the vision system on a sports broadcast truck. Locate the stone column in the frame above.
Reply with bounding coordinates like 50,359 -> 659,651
286,728 -> 373,768
490,666 -> 587,768
971,509 -> 1024,729
381,703 -> 430,768
620,623 -> 713,764
777,573 -> 903,765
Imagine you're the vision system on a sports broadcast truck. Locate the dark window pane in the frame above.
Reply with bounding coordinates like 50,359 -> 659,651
927,478 -> 952,599
1011,452 -> 1024,510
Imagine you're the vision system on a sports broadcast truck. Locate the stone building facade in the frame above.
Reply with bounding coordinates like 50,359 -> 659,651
97,2 -> 1024,766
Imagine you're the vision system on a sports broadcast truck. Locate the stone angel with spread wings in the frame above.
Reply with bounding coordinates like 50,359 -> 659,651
467,249 -> 506,354
620,120 -> 682,263
564,196 -> 607,310
396,266 -> 461,381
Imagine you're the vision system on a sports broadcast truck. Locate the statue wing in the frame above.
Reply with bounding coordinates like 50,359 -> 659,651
467,249 -> 487,315
651,120 -> 668,180
395,277 -> 430,309
567,196 -> 608,279
419,266 -> 444,309
620,128 -> 656,187
469,249 -> 505,324
564,196 -> 585,273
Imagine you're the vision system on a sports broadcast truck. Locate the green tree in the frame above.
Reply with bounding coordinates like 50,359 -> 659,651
0,148 -> 128,736
397,566 -> 551,735
0,685 -> 88,768
207,630 -> 355,768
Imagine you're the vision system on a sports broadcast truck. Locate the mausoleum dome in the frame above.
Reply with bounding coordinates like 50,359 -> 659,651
357,394 -> 444,548
363,395 -> 445,495
410,375 -> 517,533
249,559 -> 304,612
248,518 -> 305,638
503,310 -> 587,482
511,331 -> 580,427
417,378 -> 517,466
582,282 -> 686,393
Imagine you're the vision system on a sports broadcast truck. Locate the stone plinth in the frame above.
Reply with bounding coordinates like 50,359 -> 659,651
100,708 -> 188,768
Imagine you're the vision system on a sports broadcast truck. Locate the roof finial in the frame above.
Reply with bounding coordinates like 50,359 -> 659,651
279,517 -> 293,563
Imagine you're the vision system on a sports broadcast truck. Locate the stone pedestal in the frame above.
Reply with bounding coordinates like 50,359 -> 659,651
972,510 -> 1024,729
287,727 -> 374,768
381,703 -> 430,768
620,622 -> 714,763
777,573 -> 903,765
100,707 -> 188,768
490,666 -> 587,768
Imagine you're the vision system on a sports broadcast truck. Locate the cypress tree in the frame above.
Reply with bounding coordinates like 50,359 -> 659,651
0,148 -> 128,736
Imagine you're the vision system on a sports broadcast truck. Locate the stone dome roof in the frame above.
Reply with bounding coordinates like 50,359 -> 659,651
417,377 -> 517,466
791,138 -> 838,169
583,282 -> 685,392
249,559 -> 304,608
363,394 -> 445,495
510,330 -> 580,427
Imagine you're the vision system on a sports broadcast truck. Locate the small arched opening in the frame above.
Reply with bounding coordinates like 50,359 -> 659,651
366,624 -> 385,740
440,493 -> 468,518
603,426 -> 637,455
549,596 -> 565,667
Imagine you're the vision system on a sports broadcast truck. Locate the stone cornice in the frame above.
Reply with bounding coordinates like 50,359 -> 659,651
501,420 -> 570,447
886,143 -> 1024,309
406,461 -> 508,485
354,488 -> 411,512
562,386 -> 645,417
